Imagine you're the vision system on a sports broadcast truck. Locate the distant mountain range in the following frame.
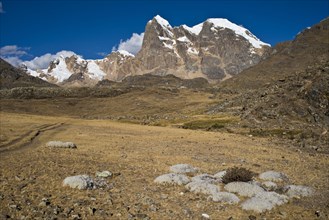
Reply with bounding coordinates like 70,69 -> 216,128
21,15 -> 271,86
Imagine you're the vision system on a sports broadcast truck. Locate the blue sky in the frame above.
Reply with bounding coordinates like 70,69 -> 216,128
0,0 -> 328,68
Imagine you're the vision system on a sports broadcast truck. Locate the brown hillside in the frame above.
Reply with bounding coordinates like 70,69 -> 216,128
0,59 -> 57,89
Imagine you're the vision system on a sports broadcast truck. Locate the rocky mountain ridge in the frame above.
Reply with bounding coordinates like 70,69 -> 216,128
23,15 -> 271,86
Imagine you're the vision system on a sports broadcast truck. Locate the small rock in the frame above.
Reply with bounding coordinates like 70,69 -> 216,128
213,171 -> 226,181
224,182 -> 265,197
248,215 -> 257,220
202,213 -> 210,219
96,171 -> 112,178
88,207 -> 96,215
46,141 -> 77,148
186,181 -> 220,195
63,175 -> 94,190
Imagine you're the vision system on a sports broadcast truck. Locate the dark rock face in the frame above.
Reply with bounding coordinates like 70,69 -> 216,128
128,16 -> 271,82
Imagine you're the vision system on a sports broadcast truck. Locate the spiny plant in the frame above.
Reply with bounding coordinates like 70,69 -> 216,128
222,167 -> 256,184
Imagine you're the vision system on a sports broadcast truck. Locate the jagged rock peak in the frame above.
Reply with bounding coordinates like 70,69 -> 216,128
151,15 -> 173,29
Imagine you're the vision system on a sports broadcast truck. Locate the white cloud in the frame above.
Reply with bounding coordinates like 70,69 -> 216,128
0,45 -> 29,56
113,33 -> 144,55
23,50 -> 77,70
0,45 -> 30,67
0,2 -> 4,13
2,56 -> 23,67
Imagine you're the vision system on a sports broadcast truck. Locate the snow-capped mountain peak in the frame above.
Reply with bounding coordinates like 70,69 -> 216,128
153,15 -> 172,29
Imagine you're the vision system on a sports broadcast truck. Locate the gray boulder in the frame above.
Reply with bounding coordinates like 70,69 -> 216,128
224,182 -> 265,197
283,185 -> 314,198
185,181 -> 220,195
191,174 -> 220,184
154,173 -> 190,185
63,175 -> 94,190
209,192 -> 240,204
259,171 -> 288,182
241,191 -> 288,213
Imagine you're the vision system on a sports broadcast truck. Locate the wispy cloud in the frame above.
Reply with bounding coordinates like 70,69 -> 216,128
0,2 -> 5,13
0,45 -> 29,56
0,45 -> 30,67
112,33 -> 144,55
97,52 -> 108,57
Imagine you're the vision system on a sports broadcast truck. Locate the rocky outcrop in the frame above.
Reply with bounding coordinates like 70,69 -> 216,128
128,15 -> 271,82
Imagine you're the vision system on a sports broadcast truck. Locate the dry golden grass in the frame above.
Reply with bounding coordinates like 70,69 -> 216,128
0,111 -> 328,219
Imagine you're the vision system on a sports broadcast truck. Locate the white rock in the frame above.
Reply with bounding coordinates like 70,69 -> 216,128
209,192 -> 240,204
283,185 -> 314,198
213,170 -> 226,181
262,181 -> 277,191
224,182 -> 265,197
191,174 -> 220,184
241,191 -> 288,213
185,181 -> 220,195
154,173 -> 190,185
63,175 -> 94,190
259,171 -> 288,182
169,164 -> 198,174
96,171 -> 112,178
201,213 -> 210,219
46,141 -> 77,148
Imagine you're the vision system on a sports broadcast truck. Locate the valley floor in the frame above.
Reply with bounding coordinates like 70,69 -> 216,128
0,112 -> 328,219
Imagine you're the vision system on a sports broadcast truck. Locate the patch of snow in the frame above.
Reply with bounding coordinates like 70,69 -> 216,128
117,50 -> 134,57
159,36 -> 172,41
163,42 -> 174,50
182,23 -> 204,35
185,181 -> 220,195
153,15 -> 174,37
259,171 -> 288,182
224,182 -> 265,197
86,60 -> 106,80
170,164 -> 198,174
154,15 -> 172,29
177,36 -> 191,43
48,57 -> 72,82
154,173 -> 190,185
206,18 -> 270,48
209,192 -> 240,204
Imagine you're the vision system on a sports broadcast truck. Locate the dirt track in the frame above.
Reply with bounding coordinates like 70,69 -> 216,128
0,112 -> 328,219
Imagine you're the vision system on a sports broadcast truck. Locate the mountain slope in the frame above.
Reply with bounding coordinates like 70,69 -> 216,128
0,59 -> 57,89
221,17 -> 329,91
211,17 -> 329,152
